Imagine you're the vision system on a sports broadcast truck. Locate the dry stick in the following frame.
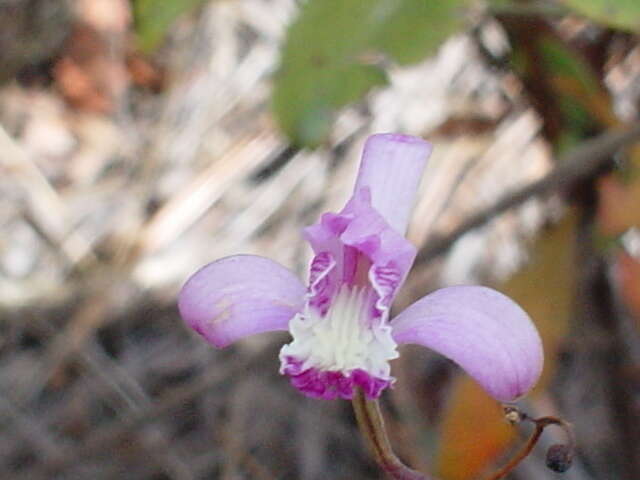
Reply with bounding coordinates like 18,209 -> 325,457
0,126 -> 97,267
352,389 -> 434,480
0,395 -> 67,464
415,123 -> 640,266
16,344 -> 280,480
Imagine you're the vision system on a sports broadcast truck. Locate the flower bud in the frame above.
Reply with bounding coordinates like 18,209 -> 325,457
545,443 -> 573,473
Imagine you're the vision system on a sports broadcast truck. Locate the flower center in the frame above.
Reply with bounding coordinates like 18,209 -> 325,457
279,285 -> 398,398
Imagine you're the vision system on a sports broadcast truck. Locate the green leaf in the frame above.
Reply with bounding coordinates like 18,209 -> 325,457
134,0 -> 208,52
273,0 -> 468,147
562,0 -> 640,32
537,38 -> 600,94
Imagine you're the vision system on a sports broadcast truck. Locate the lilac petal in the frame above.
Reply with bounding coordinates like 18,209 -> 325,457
391,286 -> 543,402
178,255 -> 306,348
354,133 -> 432,235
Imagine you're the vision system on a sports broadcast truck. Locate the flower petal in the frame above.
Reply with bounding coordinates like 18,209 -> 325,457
390,286 -> 543,402
178,255 -> 306,348
354,133 -> 432,235
303,188 -> 416,315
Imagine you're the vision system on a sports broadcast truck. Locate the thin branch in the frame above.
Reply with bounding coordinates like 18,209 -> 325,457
352,390 -> 577,480
484,424 -> 544,480
0,395 -> 67,463
15,343 -> 281,480
415,123 -> 640,265
0,125 -> 97,266
485,407 -> 576,480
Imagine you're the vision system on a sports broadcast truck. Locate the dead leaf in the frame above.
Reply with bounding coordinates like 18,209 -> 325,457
436,376 -> 515,480
53,0 -> 131,114
597,147 -> 640,236
435,213 -> 578,479
500,212 -> 577,393
616,252 -> 640,329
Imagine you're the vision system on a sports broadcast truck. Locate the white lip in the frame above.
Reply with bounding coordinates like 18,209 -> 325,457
279,285 -> 398,379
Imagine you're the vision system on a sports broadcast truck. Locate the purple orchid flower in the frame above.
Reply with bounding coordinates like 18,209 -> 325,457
178,134 -> 543,403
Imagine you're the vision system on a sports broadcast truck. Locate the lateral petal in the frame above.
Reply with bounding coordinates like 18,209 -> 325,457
178,255 -> 306,348
391,286 -> 543,402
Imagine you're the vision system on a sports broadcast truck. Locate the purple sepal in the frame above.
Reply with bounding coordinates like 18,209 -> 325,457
355,133 -> 432,235
303,188 -> 416,317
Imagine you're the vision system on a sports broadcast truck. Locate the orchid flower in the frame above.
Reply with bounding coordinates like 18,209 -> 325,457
178,133 -> 543,404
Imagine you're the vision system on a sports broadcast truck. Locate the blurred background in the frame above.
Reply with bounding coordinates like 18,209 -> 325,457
0,0 -> 639,479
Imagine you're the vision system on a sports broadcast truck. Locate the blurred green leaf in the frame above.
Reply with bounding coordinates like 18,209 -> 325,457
134,0 -> 208,52
537,37 -> 618,144
538,38 -> 599,94
502,17 -> 617,150
273,0 -> 468,147
562,0 -> 640,32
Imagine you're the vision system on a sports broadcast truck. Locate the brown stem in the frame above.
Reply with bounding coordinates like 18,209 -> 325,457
352,389 -> 434,480
484,423 -> 544,480
484,408 -> 575,480
352,390 -> 575,480
414,123 -> 640,266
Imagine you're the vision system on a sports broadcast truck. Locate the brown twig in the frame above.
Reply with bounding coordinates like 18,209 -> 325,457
415,123 -> 640,266
352,389 -> 576,480
485,407 -> 575,480
0,394 -> 67,464
16,343 -> 281,480
485,425 -> 544,480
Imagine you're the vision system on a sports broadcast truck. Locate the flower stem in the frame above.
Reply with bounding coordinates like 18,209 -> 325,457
352,389 -> 433,480
485,407 -> 575,480
352,392 -> 574,480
